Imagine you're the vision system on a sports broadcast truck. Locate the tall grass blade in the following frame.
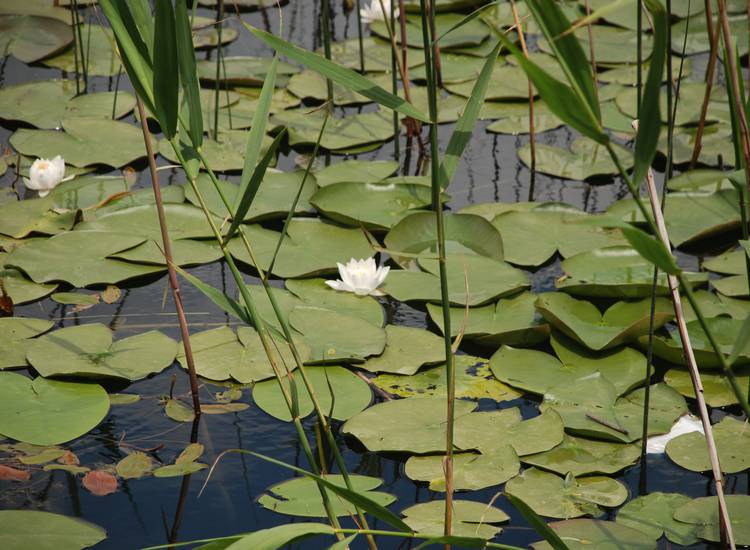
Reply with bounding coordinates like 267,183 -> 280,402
235,56 -> 279,211
174,265 -> 252,326
175,0 -> 203,147
153,0 -> 179,139
504,493 -> 569,550
438,40 -> 501,189
128,0 -> 154,57
226,129 -> 287,240
240,22 -> 429,122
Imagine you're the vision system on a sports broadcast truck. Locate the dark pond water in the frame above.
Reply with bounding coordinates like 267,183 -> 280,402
0,2 -> 744,549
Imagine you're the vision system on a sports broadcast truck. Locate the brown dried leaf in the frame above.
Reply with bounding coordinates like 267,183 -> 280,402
58,450 -> 80,466
100,285 -> 121,304
0,464 -> 30,481
82,470 -> 118,496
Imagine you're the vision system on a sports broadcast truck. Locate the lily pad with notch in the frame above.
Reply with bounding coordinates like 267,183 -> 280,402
523,435 -> 641,477
532,518 -> 657,549
664,367 -> 750,407
313,160 -> 399,187
196,55 -> 298,85
665,416 -> 750,474
0,14 -> 72,63
159,130 -> 274,172
359,325 -> 444,375
0,510 -> 106,550
401,500 -> 508,540
673,495 -> 750,546
519,138 -> 634,181
0,317 -> 53,370
26,323 -> 177,382
616,492 -> 698,546
42,23 -> 121,76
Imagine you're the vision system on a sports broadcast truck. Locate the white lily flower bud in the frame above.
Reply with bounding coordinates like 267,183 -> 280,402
23,156 -> 66,198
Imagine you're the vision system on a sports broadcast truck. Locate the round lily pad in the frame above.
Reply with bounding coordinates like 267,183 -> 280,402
486,100 -> 564,135
0,317 -> 53,370
427,291 -> 550,348
532,518 -> 657,549
0,372 -> 109,445
616,492 -> 698,546
0,15 -> 72,63
196,55 -> 298,85
663,188 -> 741,248
0,510 -> 106,550
258,474 -> 395,517
342,397 -> 477,454
43,24 -> 121,76
0,263 -> 57,305
506,467 -> 628,519
673,495 -> 750,546
519,138 -> 634,181
360,325 -> 445,375
536,293 -> 674,351
252,365 -> 371,422
664,367 -> 750,407
159,130 -> 274,172
401,499 -> 508,540
313,160 -> 399,187
666,415 -> 750,474
0,196 -> 78,239
27,323 -> 177,381
522,435 -> 640,477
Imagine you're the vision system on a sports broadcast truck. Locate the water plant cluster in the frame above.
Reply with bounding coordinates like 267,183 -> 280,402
1,0 -> 750,548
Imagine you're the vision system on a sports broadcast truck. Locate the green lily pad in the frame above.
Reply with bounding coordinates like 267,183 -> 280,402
287,69 -> 392,105
673,495 -> 750,545
667,169 -> 731,192
641,316 -> 750,368
252,365 -> 371,422
664,367 -> 750,407
48,175 -> 134,211
492,332 -> 647,396
258,475 -> 395,518
386,212 -> 503,268
0,510 -> 106,550
0,196 -> 78,239
383,253 -> 528,306
0,15 -> 72,63
26,323 -> 177,381
427,291 -> 550,347
327,37 -> 425,72
51,292 -> 101,306
492,203 -> 628,267
370,12 -> 489,49
311,180 -> 437,231
542,376 -> 687,443
519,138 -> 634,181
557,246 -> 708,299
153,461 -> 207,478
290,307 -> 386,363
536,293 -> 673,351
176,326 -> 309,384
0,79 -> 135,129
11,118 -> 154,168
0,317 -> 53,369
4,231 -> 164,286
486,100 -> 564,135
359,325 -> 445,375
446,63 -> 532,100
523,435 -> 640,476
666,416 -> 750,474
313,160 -> 399,187
159,130 -> 274,172
373,354 -> 521,401
197,89 -> 300,131
0,1 -> 72,23
672,13 -> 748,56
0,372 -> 109,445
599,58 -> 692,86
285,278 -> 384,327
0,263 -> 57,305
228,218 -> 374,278
616,493 -> 698,546
506,467 -> 628,519
271,109 -> 395,152
184,171 -> 316,223
532,519 -> 657,549
342,397 -> 477,454
401,500 -> 508,540
191,16 -> 238,49
196,56 -> 298,85
704,250 -> 750,296
661,123 -> 735,166
664,189 -> 741,247
616,82 -> 729,127
540,24 -> 653,64
115,452 -> 154,480
405,445 -> 520,491
43,24 -> 121,76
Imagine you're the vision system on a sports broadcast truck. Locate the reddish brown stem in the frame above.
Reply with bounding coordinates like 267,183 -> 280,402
690,0 -> 721,167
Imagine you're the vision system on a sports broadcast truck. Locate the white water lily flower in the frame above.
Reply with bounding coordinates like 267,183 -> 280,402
23,155 -> 66,197
360,0 -> 398,24
326,257 -> 390,296
646,414 -> 704,454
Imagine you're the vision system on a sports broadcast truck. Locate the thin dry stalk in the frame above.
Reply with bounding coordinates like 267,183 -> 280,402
690,0 -> 721,167
509,0 -> 536,181
582,0 -> 599,103
135,98 -> 201,416
642,159 -> 735,549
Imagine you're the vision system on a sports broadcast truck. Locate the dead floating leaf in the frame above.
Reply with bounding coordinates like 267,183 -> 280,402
82,470 -> 118,496
0,464 -> 30,481
100,285 -> 121,304
58,450 -> 80,466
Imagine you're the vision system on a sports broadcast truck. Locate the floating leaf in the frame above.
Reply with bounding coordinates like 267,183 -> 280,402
673,495 -> 750,546
175,443 -> 204,464
536,293 -> 673,351
253,366 -> 371,422
360,325 -> 445,375
666,416 -> 750,474
0,464 -> 30,482
486,100 -> 564,135
11,118 -> 155,168
43,23 -> 121,76
523,435 -> 640,476
664,367 -> 750,407
18,447 -> 65,465
0,196 -> 78,239
519,138 -> 633,180
27,324 -> 177,381
259,475 -> 395,518
428,291 -> 550,348
0,265 -> 56,305
0,510 -> 106,549
82,470 -> 118,496
342,397 -> 477,454
532,518 -> 657,549
115,452 -> 153,480
0,15 -> 72,63
506,467 -> 628,519
109,393 -> 141,406
401,500 -> 508,540
0,317 -> 52,370
314,160 -> 399,187
491,333 -> 647,396
372,355 -> 521,401
0,372 -> 109,446
616,493 -> 698,546
153,461 -> 207,478
165,399 -> 195,423
196,55 -> 298,85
